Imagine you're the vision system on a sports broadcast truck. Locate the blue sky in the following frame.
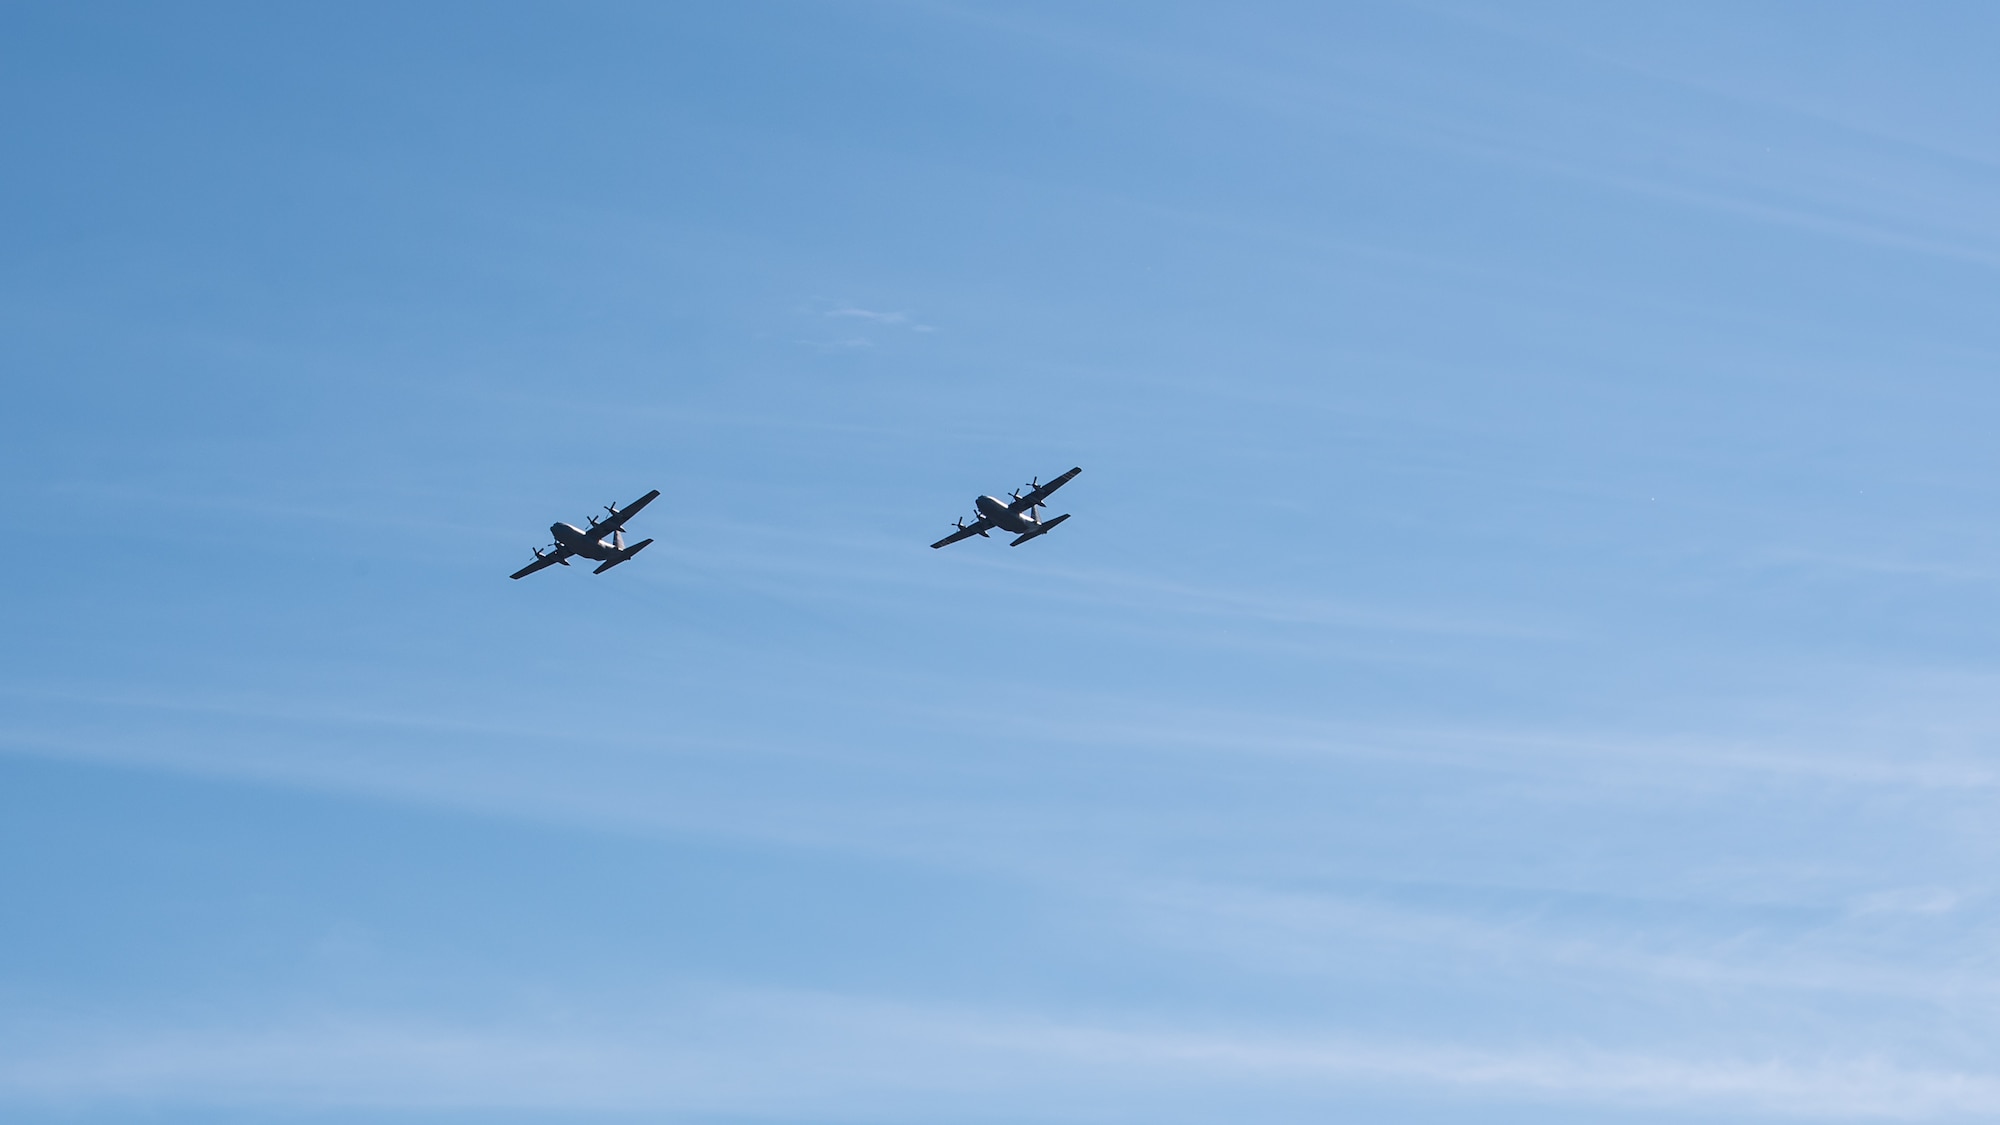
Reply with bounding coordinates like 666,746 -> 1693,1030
6,2 -> 2000,1121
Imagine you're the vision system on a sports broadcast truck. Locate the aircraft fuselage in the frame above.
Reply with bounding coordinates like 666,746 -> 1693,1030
975,494 -> 1041,535
550,522 -> 622,561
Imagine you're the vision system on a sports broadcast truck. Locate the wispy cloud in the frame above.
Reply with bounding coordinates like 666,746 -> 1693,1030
796,302 -> 939,352
1124,879 -> 2000,1010
5,994 -> 1998,1119
825,305 -> 938,332
913,2 -> 2000,273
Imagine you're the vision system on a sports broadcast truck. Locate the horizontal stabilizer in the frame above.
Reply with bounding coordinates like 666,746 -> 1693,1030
1009,512 -> 1069,546
592,538 -> 653,574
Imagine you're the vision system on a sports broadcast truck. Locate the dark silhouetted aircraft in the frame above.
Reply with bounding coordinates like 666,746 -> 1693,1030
511,489 -> 660,579
931,467 -> 1081,549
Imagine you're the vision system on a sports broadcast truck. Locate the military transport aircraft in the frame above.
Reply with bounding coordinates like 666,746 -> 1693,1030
511,488 -> 661,579
931,467 -> 1082,549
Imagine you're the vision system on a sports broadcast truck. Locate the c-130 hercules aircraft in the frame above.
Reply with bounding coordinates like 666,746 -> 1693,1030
931,467 -> 1082,549
511,469 -> 1080,577
510,488 -> 660,579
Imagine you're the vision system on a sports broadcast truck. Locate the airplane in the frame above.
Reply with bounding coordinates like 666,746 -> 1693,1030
931,467 -> 1082,549
510,488 -> 661,579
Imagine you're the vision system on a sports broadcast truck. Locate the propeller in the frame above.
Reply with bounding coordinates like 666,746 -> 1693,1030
587,515 -> 601,527
604,503 -> 621,517
1023,477 -> 1048,511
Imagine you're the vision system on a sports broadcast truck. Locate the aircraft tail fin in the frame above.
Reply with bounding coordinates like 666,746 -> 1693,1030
592,538 -> 654,574
1009,513 -> 1069,547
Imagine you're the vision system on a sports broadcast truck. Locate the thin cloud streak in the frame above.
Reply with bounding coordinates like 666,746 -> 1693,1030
10,661 -> 2000,879
1004,707 -> 2000,792
826,305 -> 938,332
1127,879 -> 2000,1011
4,996 -> 1998,1119
913,1 -> 2000,272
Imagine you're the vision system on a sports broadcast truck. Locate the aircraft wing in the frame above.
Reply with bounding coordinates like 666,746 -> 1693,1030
1011,466 -> 1082,512
930,517 -> 994,549
586,489 -> 661,540
510,546 -> 574,580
